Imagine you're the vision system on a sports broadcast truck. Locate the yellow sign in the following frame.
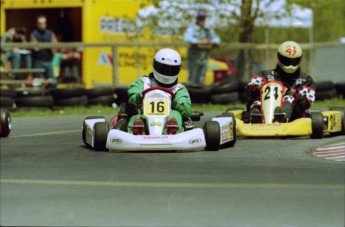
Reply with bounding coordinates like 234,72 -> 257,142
144,98 -> 169,116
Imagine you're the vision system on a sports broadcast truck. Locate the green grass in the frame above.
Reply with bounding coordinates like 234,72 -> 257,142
9,98 -> 345,117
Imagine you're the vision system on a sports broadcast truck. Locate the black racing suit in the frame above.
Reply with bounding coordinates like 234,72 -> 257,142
245,65 -> 316,122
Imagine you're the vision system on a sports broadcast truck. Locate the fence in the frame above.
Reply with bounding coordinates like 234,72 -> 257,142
1,41 -> 344,87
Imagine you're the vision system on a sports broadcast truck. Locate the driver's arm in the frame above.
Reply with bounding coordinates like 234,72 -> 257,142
296,75 -> 316,110
172,86 -> 191,118
128,79 -> 144,106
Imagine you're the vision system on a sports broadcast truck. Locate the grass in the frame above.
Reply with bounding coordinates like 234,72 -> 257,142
9,98 -> 345,117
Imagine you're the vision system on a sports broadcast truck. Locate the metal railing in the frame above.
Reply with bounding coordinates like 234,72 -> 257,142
2,41 -> 344,86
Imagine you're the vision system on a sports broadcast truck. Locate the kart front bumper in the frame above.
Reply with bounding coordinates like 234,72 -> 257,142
106,128 -> 206,151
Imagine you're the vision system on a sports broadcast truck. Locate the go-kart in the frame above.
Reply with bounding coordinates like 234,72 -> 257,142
82,86 -> 236,151
225,80 -> 345,138
0,110 -> 11,137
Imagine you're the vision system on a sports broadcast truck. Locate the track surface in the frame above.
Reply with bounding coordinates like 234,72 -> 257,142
1,113 -> 344,226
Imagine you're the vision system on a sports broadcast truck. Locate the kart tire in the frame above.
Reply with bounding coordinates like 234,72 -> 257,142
0,89 -> 16,98
315,89 -> 337,100
50,88 -> 86,99
15,89 -> 51,98
93,122 -> 109,151
210,92 -> 239,104
0,97 -> 15,109
203,121 -> 220,151
54,96 -> 88,107
0,110 -> 11,137
86,87 -> 114,98
88,95 -> 116,106
335,82 -> 345,98
315,81 -> 334,92
185,84 -> 212,104
211,79 -> 239,94
114,86 -> 128,105
329,107 -> 345,135
82,116 -> 106,145
310,112 -> 324,139
15,96 -> 54,108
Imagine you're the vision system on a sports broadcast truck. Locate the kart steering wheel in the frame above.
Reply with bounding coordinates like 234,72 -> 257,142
142,86 -> 176,100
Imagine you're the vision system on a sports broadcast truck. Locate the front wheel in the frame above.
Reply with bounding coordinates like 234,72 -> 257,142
203,121 -> 220,151
0,111 -> 11,137
310,112 -> 324,139
93,122 -> 109,151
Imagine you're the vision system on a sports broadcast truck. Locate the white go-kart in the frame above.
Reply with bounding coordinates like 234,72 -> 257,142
82,86 -> 236,152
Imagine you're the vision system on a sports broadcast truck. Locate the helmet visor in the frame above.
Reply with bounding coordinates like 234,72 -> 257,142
153,60 -> 181,76
278,53 -> 301,66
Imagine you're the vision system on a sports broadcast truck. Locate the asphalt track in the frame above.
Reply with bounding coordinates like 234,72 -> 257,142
0,113 -> 344,227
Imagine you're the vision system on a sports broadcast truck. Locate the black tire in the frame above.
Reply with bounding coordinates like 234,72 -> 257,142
329,107 -> 345,135
210,92 -> 239,104
310,112 -> 324,139
88,95 -> 116,106
315,81 -> 334,92
0,89 -> 16,98
0,97 -> 15,108
50,88 -> 86,99
203,121 -> 220,151
93,122 -> 109,151
211,79 -> 239,94
86,87 -> 114,98
335,82 -> 345,97
0,110 -> 11,137
54,96 -> 88,107
15,89 -> 51,98
114,86 -> 128,105
82,116 -> 106,145
185,84 -> 212,104
15,96 -> 54,108
315,89 -> 337,100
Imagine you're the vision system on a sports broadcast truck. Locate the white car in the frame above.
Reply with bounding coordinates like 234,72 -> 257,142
82,87 -> 236,152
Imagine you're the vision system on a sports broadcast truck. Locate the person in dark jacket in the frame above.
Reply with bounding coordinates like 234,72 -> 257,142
245,41 -> 316,122
30,15 -> 57,84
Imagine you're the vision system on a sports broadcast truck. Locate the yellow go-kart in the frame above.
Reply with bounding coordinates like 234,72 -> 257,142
225,80 -> 345,139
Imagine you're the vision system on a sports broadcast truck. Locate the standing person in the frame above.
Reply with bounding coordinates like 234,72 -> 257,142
184,11 -> 220,85
245,41 -> 316,123
0,27 -> 32,69
30,15 -> 58,85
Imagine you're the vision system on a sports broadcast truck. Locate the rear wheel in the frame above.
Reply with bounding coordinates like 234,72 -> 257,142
203,121 -> 220,151
329,107 -> 345,135
310,112 -> 324,139
93,122 -> 109,151
0,111 -> 11,137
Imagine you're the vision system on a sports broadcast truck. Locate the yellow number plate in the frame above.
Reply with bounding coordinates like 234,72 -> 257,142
144,98 -> 169,116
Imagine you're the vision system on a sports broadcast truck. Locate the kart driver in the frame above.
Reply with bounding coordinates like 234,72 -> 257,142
126,48 -> 191,135
245,41 -> 316,122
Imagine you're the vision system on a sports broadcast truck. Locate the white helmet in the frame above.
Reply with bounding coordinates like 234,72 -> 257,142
153,48 -> 181,85
277,41 -> 303,74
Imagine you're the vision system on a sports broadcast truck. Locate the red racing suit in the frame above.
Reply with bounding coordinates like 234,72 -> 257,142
245,65 -> 316,121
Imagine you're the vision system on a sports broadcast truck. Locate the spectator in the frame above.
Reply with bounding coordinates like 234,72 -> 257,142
184,11 -> 220,85
0,27 -> 32,69
30,15 -> 58,85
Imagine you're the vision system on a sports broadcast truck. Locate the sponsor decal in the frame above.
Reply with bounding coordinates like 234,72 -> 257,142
100,17 -> 136,34
189,138 -> 202,144
97,52 -> 113,65
143,135 -> 169,140
150,122 -> 163,127
110,138 -> 122,143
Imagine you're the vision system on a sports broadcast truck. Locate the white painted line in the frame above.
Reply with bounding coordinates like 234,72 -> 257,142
0,179 -> 344,190
9,129 -> 80,138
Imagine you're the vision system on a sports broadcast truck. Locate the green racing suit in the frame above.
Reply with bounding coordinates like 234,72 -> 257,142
127,74 -> 191,134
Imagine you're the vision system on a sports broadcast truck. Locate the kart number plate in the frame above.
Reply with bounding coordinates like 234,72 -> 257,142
144,98 -> 169,116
